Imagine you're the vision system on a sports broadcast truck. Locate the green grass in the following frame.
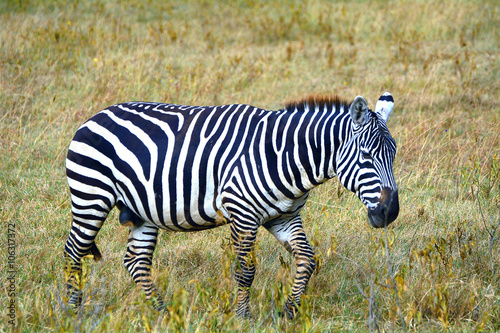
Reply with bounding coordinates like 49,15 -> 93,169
1,0 -> 499,331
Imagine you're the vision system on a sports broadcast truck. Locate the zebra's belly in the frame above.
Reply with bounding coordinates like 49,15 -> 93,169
156,209 -> 229,231
117,192 -> 229,232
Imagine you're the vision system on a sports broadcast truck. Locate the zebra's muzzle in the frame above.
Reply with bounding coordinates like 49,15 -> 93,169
367,188 -> 399,228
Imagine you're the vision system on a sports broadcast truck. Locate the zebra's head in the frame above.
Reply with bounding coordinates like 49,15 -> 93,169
336,92 -> 399,228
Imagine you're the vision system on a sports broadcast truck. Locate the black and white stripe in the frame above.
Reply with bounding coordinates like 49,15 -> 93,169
64,92 -> 399,318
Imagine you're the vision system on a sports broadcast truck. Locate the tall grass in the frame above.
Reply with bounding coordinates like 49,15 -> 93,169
1,0 -> 499,331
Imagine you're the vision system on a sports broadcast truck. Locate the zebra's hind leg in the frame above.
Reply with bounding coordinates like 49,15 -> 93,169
65,146 -> 117,309
123,218 -> 164,310
264,215 -> 316,319
230,221 -> 258,318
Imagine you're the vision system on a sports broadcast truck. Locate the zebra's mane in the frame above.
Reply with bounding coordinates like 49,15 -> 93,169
284,94 -> 348,113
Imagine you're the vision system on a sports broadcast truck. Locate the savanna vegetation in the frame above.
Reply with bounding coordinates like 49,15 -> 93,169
1,0 -> 499,331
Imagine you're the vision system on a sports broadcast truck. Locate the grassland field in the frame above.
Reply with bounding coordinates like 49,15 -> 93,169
1,0 -> 499,331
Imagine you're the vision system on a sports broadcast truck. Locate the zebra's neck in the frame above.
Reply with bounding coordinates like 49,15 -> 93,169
255,105 -> 351,197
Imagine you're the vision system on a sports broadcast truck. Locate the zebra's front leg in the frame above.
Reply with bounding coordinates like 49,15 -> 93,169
265,215 -> 316,319
123,222 -> 164,310
230,221 -> 258,318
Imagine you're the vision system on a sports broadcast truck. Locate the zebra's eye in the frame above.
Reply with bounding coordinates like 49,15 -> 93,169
361,151 -> 372,161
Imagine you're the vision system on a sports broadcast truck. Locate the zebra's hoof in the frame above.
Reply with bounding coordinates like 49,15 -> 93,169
154,303 -> 167,312
151,297 -> 167,312
282,304 -> 296,319
277,310 -> 295,320
236,309 -> 252,320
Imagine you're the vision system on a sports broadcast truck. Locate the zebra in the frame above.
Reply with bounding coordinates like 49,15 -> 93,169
64,92 -> 399,319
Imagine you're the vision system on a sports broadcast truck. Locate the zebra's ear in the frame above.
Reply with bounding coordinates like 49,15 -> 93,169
349,96 -> 369,126
375,92 -> 394,123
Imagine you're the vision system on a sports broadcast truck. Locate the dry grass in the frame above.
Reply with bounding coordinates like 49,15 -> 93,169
1,0 -> 499,331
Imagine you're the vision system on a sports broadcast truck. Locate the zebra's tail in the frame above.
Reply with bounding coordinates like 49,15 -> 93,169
90,242 -> 102,261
